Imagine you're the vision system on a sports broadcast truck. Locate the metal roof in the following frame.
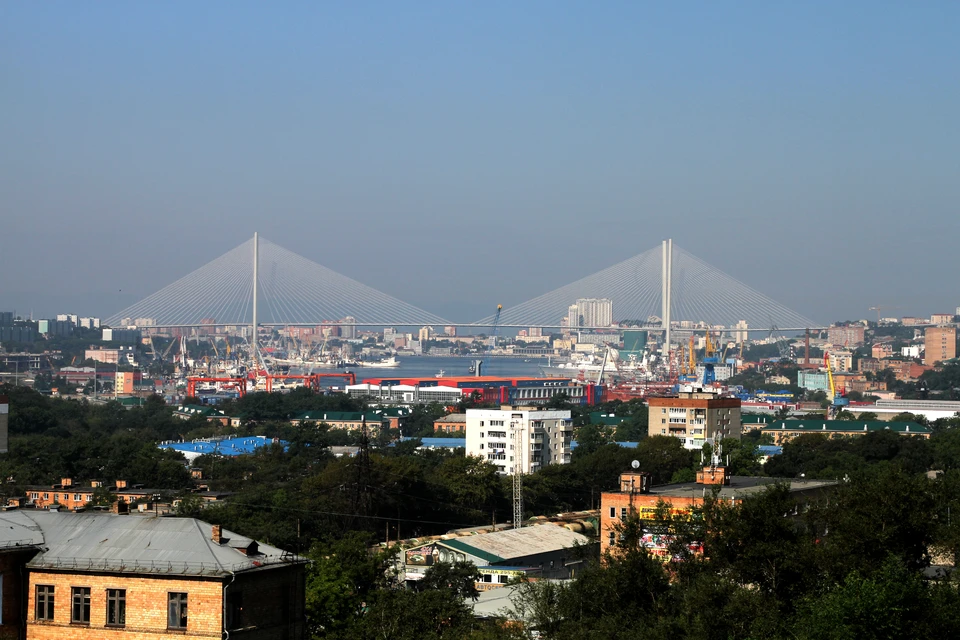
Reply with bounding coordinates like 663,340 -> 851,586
438,524 -> 589,563
0,511 -> 304,577
159,436 -> 286,457
766,420 -> 930,434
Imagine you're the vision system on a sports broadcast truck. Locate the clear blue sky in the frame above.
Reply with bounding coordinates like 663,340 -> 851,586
2,2 -> 958,323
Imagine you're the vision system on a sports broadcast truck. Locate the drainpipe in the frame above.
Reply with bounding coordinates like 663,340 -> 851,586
222,570 -> 236,640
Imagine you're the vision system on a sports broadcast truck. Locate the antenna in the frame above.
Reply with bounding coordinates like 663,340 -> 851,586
512,421 -> 524,529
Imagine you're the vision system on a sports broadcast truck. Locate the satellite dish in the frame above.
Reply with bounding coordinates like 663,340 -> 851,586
631,460 -> 640,469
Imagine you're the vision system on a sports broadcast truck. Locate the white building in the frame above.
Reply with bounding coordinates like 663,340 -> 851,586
573,298 -> 613,328
733,320 -> 749,344
466,408 -> 573,475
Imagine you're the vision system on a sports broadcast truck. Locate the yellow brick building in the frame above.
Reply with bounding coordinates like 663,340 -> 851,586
0,511 -> 305,640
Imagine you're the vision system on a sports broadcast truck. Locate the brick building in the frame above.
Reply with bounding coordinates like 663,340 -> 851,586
925,326 -> 957,365
0,510 -> 306,640
827,325 -> 865,348
646,389 -> 742,450
434,413 -> 467,434
599,469 -> 836,555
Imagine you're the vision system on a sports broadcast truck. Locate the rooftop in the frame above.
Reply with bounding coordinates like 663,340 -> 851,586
641,475 -> 837,500
764,420 -> 931,434
438,524 -> 589,563
0,511 -> 303,576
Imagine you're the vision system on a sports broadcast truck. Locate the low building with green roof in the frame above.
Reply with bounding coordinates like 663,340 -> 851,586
760,420 -> 930,445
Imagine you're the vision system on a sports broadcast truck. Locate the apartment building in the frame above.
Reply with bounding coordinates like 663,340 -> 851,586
646,389 -> 742,450
0,510 -> 306,640
924,326 -> 957,365
826,325 -> 865,348
466,407 -> 573,475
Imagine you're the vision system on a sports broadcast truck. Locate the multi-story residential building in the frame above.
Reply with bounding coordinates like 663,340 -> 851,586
925,326 -> 957,365
466,407 -> 573,475
340,316 -> 357,339
826,350 -> 854,372
0,510 -> 307,640
931,314 -> 954,325
646,389 -> 741,450
573,298 -> 613,329
85,349 -> 120,364
827,325 -> 865,348
733,320 -> 749,344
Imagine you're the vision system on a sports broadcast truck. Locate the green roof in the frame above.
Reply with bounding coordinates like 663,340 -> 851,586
590,412 -> 627,426
764,420 -> 930,434
440,538 -> 505,564
293,411 -> 386,422
742,415 -> 774,424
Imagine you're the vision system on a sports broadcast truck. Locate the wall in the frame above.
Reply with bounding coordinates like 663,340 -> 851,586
27,570 -> 223,640
0,549 -> 39,639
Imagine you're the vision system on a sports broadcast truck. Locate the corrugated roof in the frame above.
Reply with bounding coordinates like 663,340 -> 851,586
439,524 -> 589,563
766,420 -> 931,434
15,511 -> 303,577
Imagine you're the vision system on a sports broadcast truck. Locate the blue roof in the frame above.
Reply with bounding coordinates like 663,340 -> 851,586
159,436 -> 287,457
757,445 -> 783,456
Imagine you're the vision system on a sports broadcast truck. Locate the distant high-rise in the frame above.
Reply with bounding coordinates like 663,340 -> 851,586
574,298 -> 613,328
925,326 -> 957,365
567,304 -> 580,330
341,316 -> 357,339
734,320 -> 749,344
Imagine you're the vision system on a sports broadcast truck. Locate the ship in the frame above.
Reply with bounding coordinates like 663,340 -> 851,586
357,356 -> 400,368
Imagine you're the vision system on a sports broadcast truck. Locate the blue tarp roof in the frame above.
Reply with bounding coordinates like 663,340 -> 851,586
570,441 -> 640,449
757,445 -> 783,456
159,436 -> 287,457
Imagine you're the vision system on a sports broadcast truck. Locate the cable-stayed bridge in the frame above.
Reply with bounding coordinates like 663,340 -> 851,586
478,242 -> 817,331
106,236 -> 451,328
106,235 -> 819,332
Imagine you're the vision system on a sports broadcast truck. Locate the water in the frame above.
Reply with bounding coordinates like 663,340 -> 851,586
348,356 -> 549,380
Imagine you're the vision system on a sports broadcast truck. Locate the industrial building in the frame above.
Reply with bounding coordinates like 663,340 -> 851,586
760,420 -> 931,445
646,388 -> 742,450
360,375 -> 604,406
399,523 -> 594,590
466,407 -> 573,475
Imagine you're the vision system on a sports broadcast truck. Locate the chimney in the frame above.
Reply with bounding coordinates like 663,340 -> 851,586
61,478 -> 73,487
115,480 -> 127,489
212,524 -> 223,544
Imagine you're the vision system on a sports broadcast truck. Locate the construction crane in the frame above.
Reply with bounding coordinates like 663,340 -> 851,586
868,305 -> 901,324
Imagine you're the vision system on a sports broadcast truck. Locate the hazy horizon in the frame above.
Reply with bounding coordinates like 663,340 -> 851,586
2,2 -> 958,324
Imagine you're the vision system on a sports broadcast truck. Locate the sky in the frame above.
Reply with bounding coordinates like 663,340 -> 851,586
2,1 -> 958,325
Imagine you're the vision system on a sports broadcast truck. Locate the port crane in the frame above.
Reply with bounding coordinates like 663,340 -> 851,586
490,304 -> 503,347
825,352 -> 849,415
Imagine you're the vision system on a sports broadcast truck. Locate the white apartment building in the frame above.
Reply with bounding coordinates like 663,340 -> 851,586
466,408 -> 573,475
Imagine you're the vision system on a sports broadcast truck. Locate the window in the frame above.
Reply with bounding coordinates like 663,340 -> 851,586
36,585 -> 54,621
71,587 -> 91,624
106,589 -> 125,626
74,493 -> 81,502
620,507 -> 627,520
168,592 -> 188,630
608,531 -> 615,546
609,507 -> 615,518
